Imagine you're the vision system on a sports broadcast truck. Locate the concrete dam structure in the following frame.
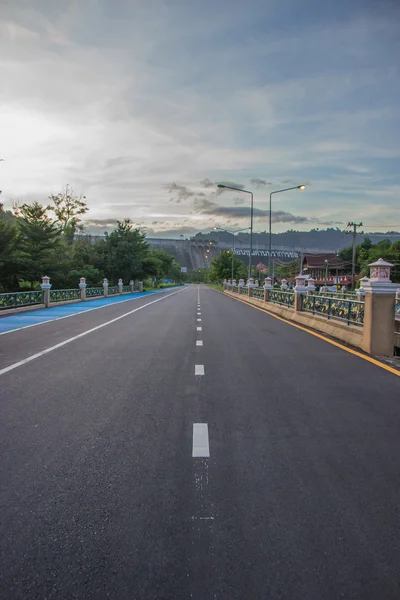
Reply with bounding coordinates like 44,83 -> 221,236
147,238 -> 301,271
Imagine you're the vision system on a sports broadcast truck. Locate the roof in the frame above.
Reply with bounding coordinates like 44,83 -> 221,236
303,253 -> 341,269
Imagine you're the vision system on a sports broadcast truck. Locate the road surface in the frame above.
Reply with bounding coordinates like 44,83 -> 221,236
1,285 -> 400,599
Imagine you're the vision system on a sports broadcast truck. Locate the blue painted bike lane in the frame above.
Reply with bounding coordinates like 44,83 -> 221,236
0,287 -> 183,335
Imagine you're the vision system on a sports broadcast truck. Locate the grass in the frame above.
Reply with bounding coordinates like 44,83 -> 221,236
207,284 -> 224,292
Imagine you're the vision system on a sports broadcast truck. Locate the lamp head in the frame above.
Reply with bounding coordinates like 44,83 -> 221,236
298,185 -> 306,190
217,184 -> 226,189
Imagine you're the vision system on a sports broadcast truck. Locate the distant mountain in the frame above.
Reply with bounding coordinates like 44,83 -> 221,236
192,228 -> 400,252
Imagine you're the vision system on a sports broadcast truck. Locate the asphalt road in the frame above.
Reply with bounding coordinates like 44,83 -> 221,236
1,285 -> 400,599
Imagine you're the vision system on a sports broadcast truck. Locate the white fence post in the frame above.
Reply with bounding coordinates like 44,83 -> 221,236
130,280 -> 134,293
79,277 -> 87,301
118,278 -> 123,294
103,278 -> 109,297
41,276 -> 51,307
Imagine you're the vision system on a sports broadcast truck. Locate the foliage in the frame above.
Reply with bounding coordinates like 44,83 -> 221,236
47,185 -> 88,241
358,238 -> 400,283
0,192 -> 184,292
209,250 -> 247,282
16,202 -> 61,287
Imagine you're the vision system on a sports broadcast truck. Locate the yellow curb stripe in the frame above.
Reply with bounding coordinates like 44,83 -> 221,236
209,288 -> 400,378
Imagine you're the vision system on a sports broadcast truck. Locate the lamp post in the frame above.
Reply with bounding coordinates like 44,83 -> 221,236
217,184 -> 254,279
325,259 -> 329,287
268,185 -> 306,276
214,226 -> 251,282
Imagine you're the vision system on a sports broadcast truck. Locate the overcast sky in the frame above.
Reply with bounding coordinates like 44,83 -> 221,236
1,0 -> 399,237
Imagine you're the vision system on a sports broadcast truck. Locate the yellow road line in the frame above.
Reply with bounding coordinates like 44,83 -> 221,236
209,288 -> 400,378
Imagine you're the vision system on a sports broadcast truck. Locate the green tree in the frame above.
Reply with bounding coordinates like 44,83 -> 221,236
0,219 -> 21,291
103,220 -> 149,283
47,185 -> 88,241
209,250 -> 247,282
17,202 -> 61,287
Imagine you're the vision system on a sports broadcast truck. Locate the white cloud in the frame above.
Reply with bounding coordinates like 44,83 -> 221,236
0,1 -> 399,234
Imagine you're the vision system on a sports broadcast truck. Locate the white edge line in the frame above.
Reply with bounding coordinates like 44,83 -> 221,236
0,288 -> 187,377
0,287 -> 184,337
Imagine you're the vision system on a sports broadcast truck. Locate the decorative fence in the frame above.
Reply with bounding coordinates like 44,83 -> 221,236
50,289 -> 81,303
86,287 -> 104,298
0,290 -> 43,311
107,286 -> 119,295
269,290 -> 295,308
0,278 -> 145,311
311,291 -> 357,301
301,294 -> 364,326
396,301 -> 400,320
251,288 -> 264,299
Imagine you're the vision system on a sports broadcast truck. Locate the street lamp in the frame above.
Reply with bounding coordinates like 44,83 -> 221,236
214,226 -> 251,282
324,259 -> 329,287
268,185 -> 306,278
217,184 -> 254,279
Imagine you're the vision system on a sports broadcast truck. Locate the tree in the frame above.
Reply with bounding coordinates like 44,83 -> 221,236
102,220 -> 149,283
17,202 -> 60,287
47,185 -> 88,241
209,250 -> 247,282
0,219 -> 21,291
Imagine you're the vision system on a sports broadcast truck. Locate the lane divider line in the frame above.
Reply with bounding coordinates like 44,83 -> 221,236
196,340 -> 203,346
209,288 -> 400,378
197,326 -> 202,331
0,287 -> 187,377
195,364 -> 205,375
192,423 -> 210,457
197,318 -> 202,322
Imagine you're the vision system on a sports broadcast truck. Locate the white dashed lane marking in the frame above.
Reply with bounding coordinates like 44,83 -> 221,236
197,327 -> 202,331
195,364 -> 205,376
192,423 -> 210,457
197,318 -> 202,322
196,340 -> 203,346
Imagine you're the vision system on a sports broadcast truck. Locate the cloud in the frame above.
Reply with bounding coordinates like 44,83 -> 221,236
200,178 -> 215,188
166,183 -> 195,203
250,178 -> 272,187
0,1 -> 399,236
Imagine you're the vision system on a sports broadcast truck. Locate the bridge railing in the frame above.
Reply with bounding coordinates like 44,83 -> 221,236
0,290 -> 43,311
1,277 -> 145,312
301,294 -> 364,326
222,272 -> 398,357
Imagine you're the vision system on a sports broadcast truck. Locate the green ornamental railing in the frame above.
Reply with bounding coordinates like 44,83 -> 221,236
312,290 -> 357,301
0,290 -> 43,310
251,288 -> 264,299
232,285 -> 239,293
122,285 -> 131,293
86,287 -> 104,298
133,283 -> 139,291
396,302 -> 400,320
50,289 -> 81,303
269,289 -> 295,307
301,294 -> 364,326
108,286 -> 119,295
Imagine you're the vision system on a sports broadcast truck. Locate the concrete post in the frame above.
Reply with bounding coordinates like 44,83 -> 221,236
138,282 -> 143,292
361,258 -> 397,356
306,277 -> 316,294
103,278 -> 109,297
118,278 -> 123,294
294,274 -> 307,312
263,277 -> 272,302
41,275 -> 51,308
79,277 -> 87,301
130,280 -> 134,293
